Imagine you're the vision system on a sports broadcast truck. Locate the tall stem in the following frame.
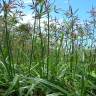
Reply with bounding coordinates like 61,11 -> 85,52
47,12 -> 50,79
3,2 -> 13,80
39,16 -> 44,77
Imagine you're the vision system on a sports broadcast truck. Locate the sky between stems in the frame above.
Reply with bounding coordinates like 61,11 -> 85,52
22,0 -> 96,23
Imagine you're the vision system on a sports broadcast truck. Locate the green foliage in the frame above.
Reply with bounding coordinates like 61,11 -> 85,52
0,0 -> 96,96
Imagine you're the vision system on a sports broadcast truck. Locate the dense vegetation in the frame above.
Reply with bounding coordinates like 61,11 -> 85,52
0,0 -> 96,96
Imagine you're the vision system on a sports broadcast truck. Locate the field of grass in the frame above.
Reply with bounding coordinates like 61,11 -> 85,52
0,0 -> 96,96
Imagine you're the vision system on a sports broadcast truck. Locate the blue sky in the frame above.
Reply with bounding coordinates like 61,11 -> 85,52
23,0 -> 96,21
0,0 -> 96,20
21,0 -> 96,23
54,0 -> 96,20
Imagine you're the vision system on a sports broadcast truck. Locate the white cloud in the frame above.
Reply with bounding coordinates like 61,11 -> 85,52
64,0 -> 69,4
15,14 -> 33,26
19,14 -> 47,27
17,13 -> 63,29
21,14 -> 33,24
23,0 -> 32,4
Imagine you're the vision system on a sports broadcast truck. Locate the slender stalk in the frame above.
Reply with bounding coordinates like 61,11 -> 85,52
38,15 -> 44,77
3,1 -> 13,80
29,16 -> 36,76
47,11 -> 50,79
